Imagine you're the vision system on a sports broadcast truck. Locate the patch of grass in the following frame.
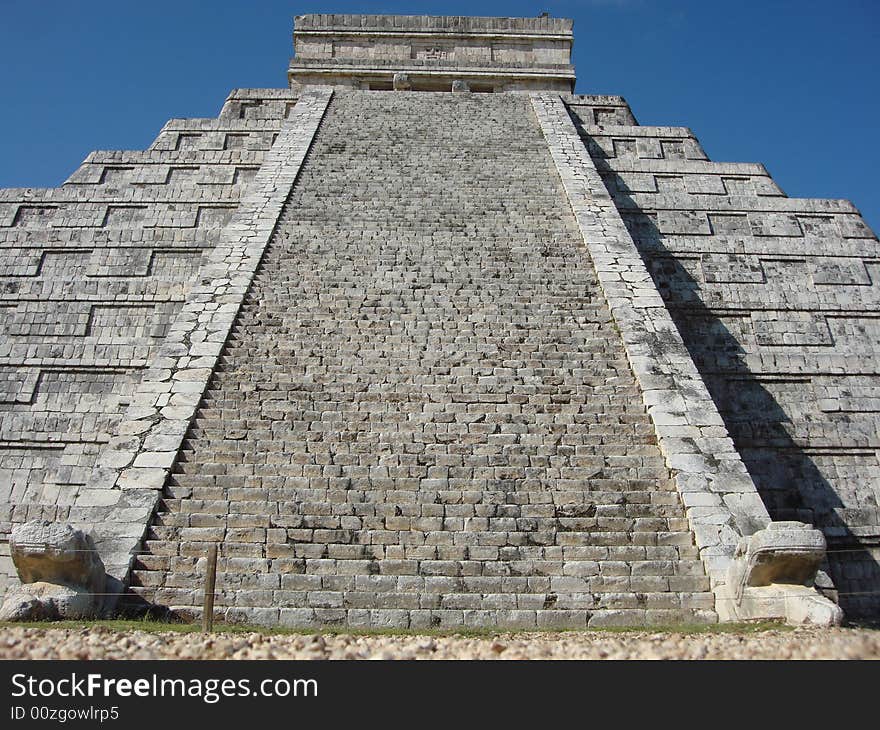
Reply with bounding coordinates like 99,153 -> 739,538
0,618 -> 808,637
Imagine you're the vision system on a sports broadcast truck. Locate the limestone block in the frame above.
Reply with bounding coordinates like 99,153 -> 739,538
718,521 -> 843,626
0,583 -> 96,621
9,521 -> 104,593
0,521 -> 106,620
735,521 -> 825,589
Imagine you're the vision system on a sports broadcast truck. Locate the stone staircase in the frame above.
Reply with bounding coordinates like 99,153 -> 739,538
130,90 -> 716,628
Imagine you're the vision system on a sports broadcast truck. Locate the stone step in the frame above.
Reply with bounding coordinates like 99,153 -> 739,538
129,582 -> 713,611
145,522 -> 696,543
155,502 -> 690,521
150,512 -> 694,532
125,590 -> 716,629
136,541 -> 701,563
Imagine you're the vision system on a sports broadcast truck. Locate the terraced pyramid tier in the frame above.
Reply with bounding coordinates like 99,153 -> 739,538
131,90 -> 715,628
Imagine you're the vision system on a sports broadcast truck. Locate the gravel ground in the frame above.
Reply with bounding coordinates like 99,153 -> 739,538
0,626 -> 877,659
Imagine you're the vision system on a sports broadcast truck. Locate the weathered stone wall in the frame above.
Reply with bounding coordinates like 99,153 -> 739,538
567,95 -> 880,617
294,14 -> 574,33
0,88 -> 298,599
289,13 -> 575,92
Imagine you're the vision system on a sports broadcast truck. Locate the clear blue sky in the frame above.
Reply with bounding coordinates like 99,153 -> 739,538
1,1 -> 878,231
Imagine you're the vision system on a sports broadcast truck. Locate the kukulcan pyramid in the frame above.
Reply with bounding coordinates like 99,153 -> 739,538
0,14 -> 876,628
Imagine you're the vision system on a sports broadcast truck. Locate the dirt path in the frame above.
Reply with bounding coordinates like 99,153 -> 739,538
0,626 -> 877,660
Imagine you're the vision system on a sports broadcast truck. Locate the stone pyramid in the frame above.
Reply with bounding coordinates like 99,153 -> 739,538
0,14 -> 875,628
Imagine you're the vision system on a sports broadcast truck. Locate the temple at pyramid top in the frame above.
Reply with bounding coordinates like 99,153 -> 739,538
288,13 -> 576,92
